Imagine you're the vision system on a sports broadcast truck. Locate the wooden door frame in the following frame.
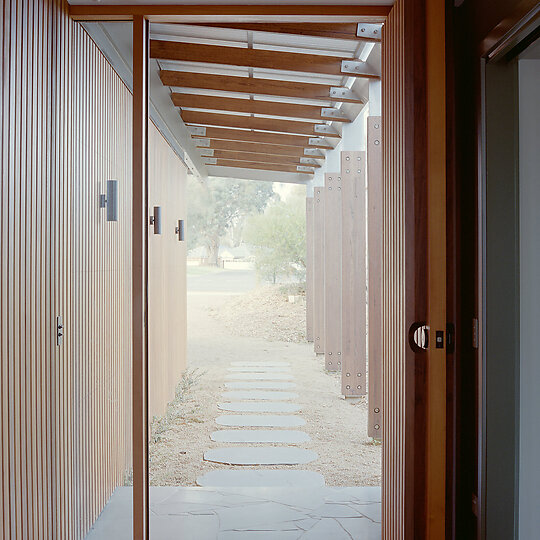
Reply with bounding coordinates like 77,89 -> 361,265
68,4 -> 450,539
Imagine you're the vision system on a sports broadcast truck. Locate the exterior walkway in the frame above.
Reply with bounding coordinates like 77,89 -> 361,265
85,270 -> 381,538
86,485 -> 381,539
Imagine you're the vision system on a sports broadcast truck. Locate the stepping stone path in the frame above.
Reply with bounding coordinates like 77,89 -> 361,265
222,390 -> 299,401
216,414 -> 306,427
210,430 -> 310,444
204,447 -> 318,466
225,381 -> 296,389
199,360 -> 322,486
217,401 -> 301,413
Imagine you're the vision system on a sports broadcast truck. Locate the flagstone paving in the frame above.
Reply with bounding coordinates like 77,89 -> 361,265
85,486 -> 381,539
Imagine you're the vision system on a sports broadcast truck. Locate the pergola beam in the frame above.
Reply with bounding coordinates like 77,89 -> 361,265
160,71 -> 362,104
69,5 -> 390,22
182,110 -> 340,138
204,149 -> 322,167
197,139 -> 326,159
172,93 -> 351,123
151,40 -> 379,78
208,159 -> 314,174
180,22 -> 374,41
191,126 -> 333,148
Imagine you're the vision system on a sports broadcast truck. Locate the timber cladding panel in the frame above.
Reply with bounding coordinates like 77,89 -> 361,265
148,126 -> 187,422
382,2 -> 406,540
0,1 -> 187,538
312,186 -> 325,354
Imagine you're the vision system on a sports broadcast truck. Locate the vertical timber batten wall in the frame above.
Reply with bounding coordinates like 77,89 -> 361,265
305,197 -> 314,342
313,187 -> 325,354
149,126 -> 187,421
0,1 -> 188,537
382,2 -> 406,538
324,173 -> 342,371
383,0 -> 429,537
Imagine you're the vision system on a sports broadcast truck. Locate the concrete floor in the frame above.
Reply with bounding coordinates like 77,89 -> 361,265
85,486 -> 381,539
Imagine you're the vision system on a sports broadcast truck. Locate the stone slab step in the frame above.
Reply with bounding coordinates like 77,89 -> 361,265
226,373 -> 293,380
210,429 -> 310,444
217,402 -> 301,413
231,361 -> 291,367
203,447 -> 318,466
225,382 -> 296,390
196,470 -> 325,488
221,391 -> 299,401
227,367 -> 292,373
216,415 -> 305,427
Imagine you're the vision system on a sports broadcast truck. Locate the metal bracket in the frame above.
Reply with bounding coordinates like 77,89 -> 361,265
195,138 -> 210,147
304,148 -> 324,156
329,87 -> 360,101
314,124 -> 337,135
321,107 -> 348,120
356,23 -> 383,40
199,148 -> 214,157
300,157 -> 317,165
188,126 -> 206,136
308,137 -> 328,146
204,157 -> 217,165
341,60 -> 376,77
297,165 -> 314,173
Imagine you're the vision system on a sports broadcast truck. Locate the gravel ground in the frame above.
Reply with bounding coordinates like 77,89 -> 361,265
149,288 -> 381,487
210,285 -> 307,343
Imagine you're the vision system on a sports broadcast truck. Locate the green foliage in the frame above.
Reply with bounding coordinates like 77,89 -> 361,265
244,190 -> 306,284
187,177 -> 275,264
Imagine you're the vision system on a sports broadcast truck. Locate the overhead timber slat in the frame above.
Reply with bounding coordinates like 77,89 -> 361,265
150,41 -> 379,78
172,94 -> 351,123
197,139 -> 326,159
160,71 -> 363,103
181,23 -> 368,41
191,126 -> 333,148
69,4 -> 391,22
183,110 -> 341,138
206,149 -> 322,167
208,159 -> 314,174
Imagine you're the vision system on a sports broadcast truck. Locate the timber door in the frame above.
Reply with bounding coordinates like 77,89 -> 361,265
382,1 -> 448,539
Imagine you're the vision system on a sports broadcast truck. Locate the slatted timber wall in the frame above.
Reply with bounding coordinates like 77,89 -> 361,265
324,172 -> 342,371
148,126 -> 187,422
0,1 -> 188,537
382,2 -> 406,539
313,186 -> 325,354
367,116 -> 383,439
305,197 -> 314,342
340,151 -> 367,396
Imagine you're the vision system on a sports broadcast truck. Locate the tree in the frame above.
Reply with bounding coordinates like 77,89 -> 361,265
187,177 -> 275,265
244,192 -> 306,284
